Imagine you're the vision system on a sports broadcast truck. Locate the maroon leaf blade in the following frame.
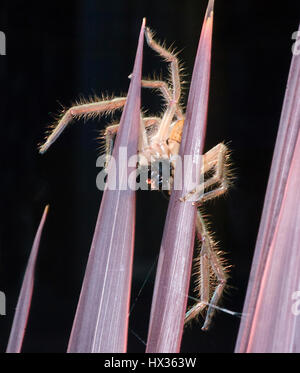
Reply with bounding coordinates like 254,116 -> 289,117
146,1 -> 214,353
6,205 -> 49,353
246,130 -> 300,352
235,23 -> 300,353
67,19 -> 145,353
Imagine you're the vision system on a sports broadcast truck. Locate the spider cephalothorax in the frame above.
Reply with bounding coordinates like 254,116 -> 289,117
39,27 -> 232,331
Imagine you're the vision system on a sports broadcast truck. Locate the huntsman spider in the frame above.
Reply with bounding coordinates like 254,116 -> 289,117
39,27 -> 232,331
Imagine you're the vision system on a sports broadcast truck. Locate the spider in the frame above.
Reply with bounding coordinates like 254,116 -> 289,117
39,27 -> 232,331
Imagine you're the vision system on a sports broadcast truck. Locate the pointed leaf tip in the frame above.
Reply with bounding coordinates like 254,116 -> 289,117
67,23 -> 144,353
206,0 -> 214,19
6,205 -> 49,353
146,1 -> 214,353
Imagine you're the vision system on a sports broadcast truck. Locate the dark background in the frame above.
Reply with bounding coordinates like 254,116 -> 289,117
0,0 -> 299,353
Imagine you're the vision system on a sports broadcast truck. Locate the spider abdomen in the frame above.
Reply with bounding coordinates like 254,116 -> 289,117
169,119 -> 184,144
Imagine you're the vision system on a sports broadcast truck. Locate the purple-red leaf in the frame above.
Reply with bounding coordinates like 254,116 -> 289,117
6,205 -> 49,353
67,19 -> 145,353
235,23 -> 300,353
146,0 -> 214,353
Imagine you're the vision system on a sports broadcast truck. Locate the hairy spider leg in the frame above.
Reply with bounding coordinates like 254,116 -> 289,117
144,27 -> 183,142
180,143 -> 230,204
103,117 -> 161,169
185,210 -> 229,331
39,28 -> 183,156
39,97 -> 127,154
104,27 -> 185,167
182,143 -> 231,330
138,79 -> 184,120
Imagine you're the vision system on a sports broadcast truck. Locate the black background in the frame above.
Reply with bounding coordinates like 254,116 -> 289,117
0,0 -> 299,353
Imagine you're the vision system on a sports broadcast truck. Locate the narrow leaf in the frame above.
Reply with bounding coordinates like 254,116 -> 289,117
6,205 -> 49,353
235,23 -> 300,352
67,19 -> 145,353
146,1 -> 214,353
